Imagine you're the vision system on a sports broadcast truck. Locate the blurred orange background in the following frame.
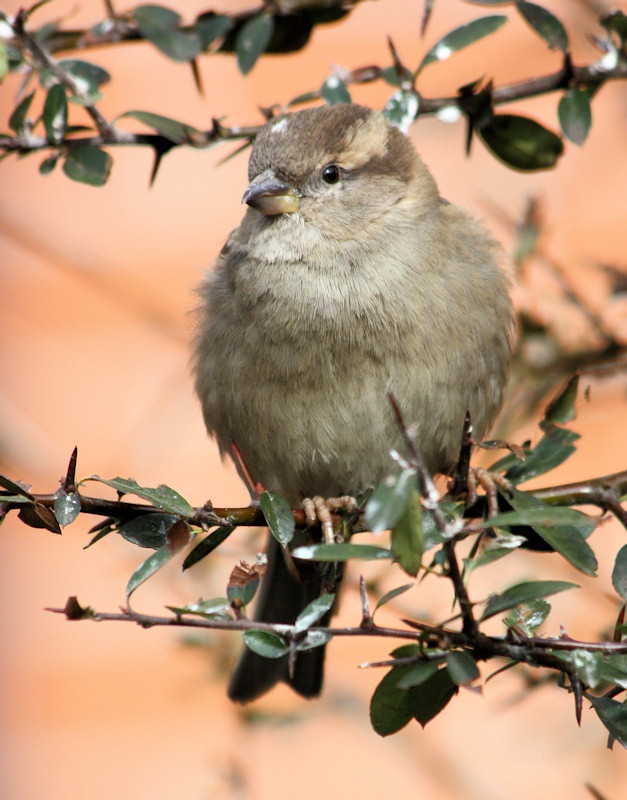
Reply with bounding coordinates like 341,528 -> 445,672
1,1 -> 627,798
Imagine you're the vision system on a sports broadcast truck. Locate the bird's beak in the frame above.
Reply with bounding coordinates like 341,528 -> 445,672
242,169 -> 300,216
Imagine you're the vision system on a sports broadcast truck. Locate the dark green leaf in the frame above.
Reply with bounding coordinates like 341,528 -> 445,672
381,65 -> 414,87
195,14 -> 233,49
39,153 -> 59,174
479,114 -> 563,171
446,651 -> 480,686
86,476 -> 193,516
320,75 -> 351,105
120,110 -> 202,145
599,653 -> 627,690
422,503 -> 460,550
588,695 -> 627,748
182,525 -> 234,570
612,545 -> 627,601
62,147 -> 112,186
383,90 -> 419,133
243,629 -> 289,658
0,474 -> 33,498
503,487 -> 598,575
133,5 -> 201,61
292,543 -> 393,562
9,90 -> 35,133
296,630 -> 332,651
411,667 -> 458,727
516,2 -> 569,52
569,649 -> 604,689
294,594 -> 335,631
58,59 -> 111,92
18,503 -> 61,533
480,579 -> 578,621
84,524 -> 114,548
119,513 -> 179,549
504,597 -> 551,635
370,665 -> 416,736
601,11 -> 627,43
54,492 -> 80,527
235,11 -> 274,75
493,425 -> 579,484
478,505 -> 596,531
365,468 -> 416,534
260,490 -> 295,547
558,87 -> 592,146
227,575 -> 260,608
374,583 -> 414,614
542,374 -> 579,428
395,660 -> 441,689
417,15 -> 507,73
43,83 -> 67,144
391,488 -> 423,577
126,544 -> 174,599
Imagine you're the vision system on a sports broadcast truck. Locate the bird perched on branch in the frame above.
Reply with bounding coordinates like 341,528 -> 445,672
194,103 -> 512,703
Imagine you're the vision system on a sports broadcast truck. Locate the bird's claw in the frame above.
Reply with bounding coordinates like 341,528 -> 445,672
467,467 -> 513,519
302,495 -> 358,544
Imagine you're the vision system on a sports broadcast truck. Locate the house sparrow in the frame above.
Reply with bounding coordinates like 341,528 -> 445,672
194,104 -> 512,702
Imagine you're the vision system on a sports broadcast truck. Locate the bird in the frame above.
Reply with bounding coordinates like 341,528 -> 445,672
193,103 -> 512,703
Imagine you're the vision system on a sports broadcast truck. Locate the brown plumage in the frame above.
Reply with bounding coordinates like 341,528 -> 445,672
194,104 -> 512,702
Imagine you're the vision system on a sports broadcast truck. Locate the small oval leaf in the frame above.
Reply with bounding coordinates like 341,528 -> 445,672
236,11 -> 274,75
479,114 -> 563,171
480,580 -> 578,621
243,629 -> 289,658
612,545 -> 627,601
63,147 -> 112,186
417,15 -> 507,73
320,75 -> 351,105
294,594 -> 335,631
260,491 -> 295,547
126,544 -> 175,599
43,84 -> 67,144
517,1 -> 569,52
54,492 -> 81,527
292,543 -> 393,562
558,86 -> 592,146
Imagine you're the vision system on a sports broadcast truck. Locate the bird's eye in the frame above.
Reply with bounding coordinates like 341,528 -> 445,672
321,164 -> 341,184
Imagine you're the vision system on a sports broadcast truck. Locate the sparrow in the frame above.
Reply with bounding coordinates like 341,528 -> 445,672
193,103 -> 512,702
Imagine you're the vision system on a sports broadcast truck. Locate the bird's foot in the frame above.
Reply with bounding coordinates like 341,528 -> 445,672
466,467 -> 513,519
302,495 -> 359,544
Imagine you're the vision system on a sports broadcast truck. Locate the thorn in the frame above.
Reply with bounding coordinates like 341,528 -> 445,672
63,446 -> 78,491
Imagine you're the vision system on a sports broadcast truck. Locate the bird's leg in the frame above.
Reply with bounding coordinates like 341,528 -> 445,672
302,495 -> 359,544
230,439 -> 264,501
466,467 -> 513,519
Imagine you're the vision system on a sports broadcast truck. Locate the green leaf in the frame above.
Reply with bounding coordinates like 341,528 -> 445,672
542,374 -> 579,428
126,544 -> 175,599
260,491 -> 295,547
504,597 -> 551,636
62,147 -> 112,186
569,649 -> 604,689
370,665 -> 416,736
422,503 -> 460,550
503,487 -> 598,575
243,630 -> 289,659
445,651 -> 480,686
43,83 -> 67,144
58,59 -> 111,95
235,11 -> 274,75
295,594 -> 335,631
601,10 -> 627,44
478,505 -> 597,531
195,14 -> 234,49
384,90 -> 419,134
39,153 -> 59,175
516,2 -> 569,52
182,525 -> 234,570
292,543 -> 393,562
85,476 -> 193,516
320,75 -> 351,105
480,579 -> 578,621
133,5 -> 201,61
365,468 -> 416,534
588,695 -> 627,749
395,661 -> 441,689
417,15 -> 507,73
119,110 -> 202,145
381,65 -> 414,87
558,86 -> 592,146
54,492 -> 81,526
599,654 -> 627,691
119,513 -> 179,549
374,583 -> 414,614
9,90 -> 35,133
391,488 -> 423,577
296,630 -> 332,651
0,474 -> 34,498
411,667 -> 459,727
479,114 -> 563,171
492,425 -> 579,484
612,545 -> 627,601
